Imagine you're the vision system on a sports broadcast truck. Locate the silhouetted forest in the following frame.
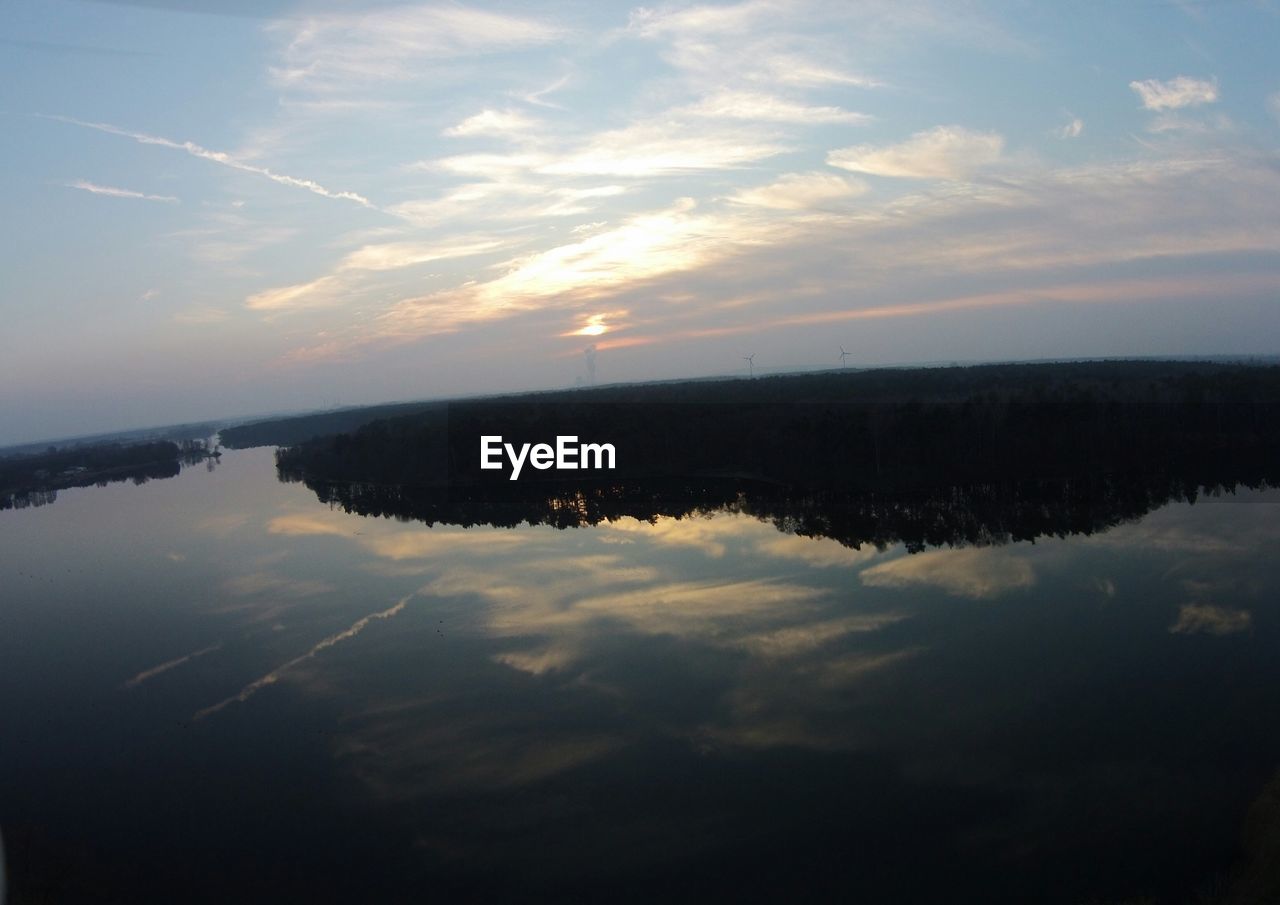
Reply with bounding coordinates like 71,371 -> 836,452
0,421 -> 223,460
224,360 -> 1278,449
274,361 -> 1280,551
0,439 -> 218,511
220,402 -> 446,449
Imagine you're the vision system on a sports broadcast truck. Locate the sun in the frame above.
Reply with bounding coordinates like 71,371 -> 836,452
570,314 -> 610,336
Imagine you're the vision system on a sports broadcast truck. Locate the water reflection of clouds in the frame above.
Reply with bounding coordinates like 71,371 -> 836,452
335,701 -> 626,799
184,484 -> 1280,852
1168,603 -> 1252,636
246,508 -> 928,791
859,548 -> 1036,600
195,595 -> 411,719
754,533 -> 880,568
222,571 -> 336,599
122,641 -> 222,689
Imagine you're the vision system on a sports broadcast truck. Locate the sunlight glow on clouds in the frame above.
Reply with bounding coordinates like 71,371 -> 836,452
827,126 -> 1005,180
728,171 -> 867,209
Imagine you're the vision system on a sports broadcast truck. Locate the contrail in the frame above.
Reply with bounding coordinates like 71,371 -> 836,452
40,114 -> 376,209
66,179 -> 179,203
123,641 -> 222,689
193,595 -> 410,720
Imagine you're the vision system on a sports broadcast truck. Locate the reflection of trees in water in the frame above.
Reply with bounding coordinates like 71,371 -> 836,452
277,380 -> 1280,551
281,469 -> 1272,554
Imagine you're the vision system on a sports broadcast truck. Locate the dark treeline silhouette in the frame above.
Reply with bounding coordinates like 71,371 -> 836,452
0,439 -> 218,511
0,420 -> 223,460
275,361 -> 1280,551
220,402 -> 446,449
223,360 -> 1277,450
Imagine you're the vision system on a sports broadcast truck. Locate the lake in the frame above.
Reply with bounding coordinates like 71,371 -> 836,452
2,446 -> 1278,903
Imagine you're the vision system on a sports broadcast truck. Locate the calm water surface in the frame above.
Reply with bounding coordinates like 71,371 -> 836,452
2,447 -> 1278,903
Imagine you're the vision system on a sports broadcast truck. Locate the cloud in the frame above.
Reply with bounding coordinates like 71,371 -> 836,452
538,119 -> 789,177
1168,603 -> 1252,636
444,109 -> 540,138
222,570 -> 336,598
628,0 -> 881,89
266,513 -> 352,538
859,548 -> 1034,599
367,197 -> 779,341
682,90 -> 871,125
754,533 -> 880,568
243,234 -> 524,314
65,179 -> 178,202
1057,116 -> 1084,139
361,530 -> 528,561
288,149 -> 1280,364
732,613 -> 909,658
1270,91 -> 1280,122
268,5 -> 565,89
338,236 -> 515,272
44,114 -> 375,208
729,171 -> 867,210
245,275 -> 342,312
414,113 -> 789,190
827,125 -> 1004,179
391,182 -> 628,226
1129,75 -> 1219,111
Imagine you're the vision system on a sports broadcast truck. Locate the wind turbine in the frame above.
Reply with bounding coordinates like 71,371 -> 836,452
839,346 -> 850,368
743,353 -> 755,378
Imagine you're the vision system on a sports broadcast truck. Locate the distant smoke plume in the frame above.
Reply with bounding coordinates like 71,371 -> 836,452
584,345 -> 597,385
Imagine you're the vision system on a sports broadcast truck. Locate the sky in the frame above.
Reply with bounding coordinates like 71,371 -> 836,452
2,0 -> 1279,445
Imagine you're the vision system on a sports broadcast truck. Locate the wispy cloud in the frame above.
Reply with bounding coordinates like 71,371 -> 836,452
338,236 -> 516,272
244,234 -> 521,312
246,275 -> 342,312
540,119 -> 789,177
681,90 -> 871,125
728,171 -> 867,210
827,125 -> 1005,179
444,109 -> 540,139
628,0 -> 881,89
65,179 -> 178,202
268,5 -> 566,89
1129,75 -> 1219,110
44,114 -> 376,208
368,197 -> 774,340
860,549 -> 1035,599
420,119 -> 789,180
